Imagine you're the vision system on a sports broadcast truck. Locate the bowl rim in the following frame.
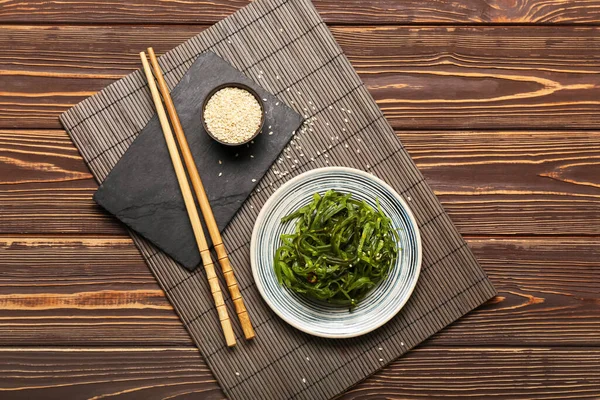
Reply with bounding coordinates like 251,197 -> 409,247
250,166 -> 423,338
201,82 -> 265,146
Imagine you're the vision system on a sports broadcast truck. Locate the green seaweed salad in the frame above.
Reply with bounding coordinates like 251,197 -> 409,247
274,190 -> 399,309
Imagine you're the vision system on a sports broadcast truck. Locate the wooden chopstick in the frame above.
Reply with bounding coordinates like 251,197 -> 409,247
139,51 -> 236,348
146,47 -> 255,340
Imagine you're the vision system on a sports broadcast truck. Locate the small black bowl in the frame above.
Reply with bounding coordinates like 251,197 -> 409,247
201,83 -> 265,146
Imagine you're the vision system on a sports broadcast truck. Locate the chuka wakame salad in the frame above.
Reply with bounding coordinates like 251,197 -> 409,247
274,190 -> 399,309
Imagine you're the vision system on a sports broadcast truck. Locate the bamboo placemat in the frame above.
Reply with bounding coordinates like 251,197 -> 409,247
60,0 -> 497,398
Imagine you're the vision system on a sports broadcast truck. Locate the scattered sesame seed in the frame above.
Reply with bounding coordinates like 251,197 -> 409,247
328,145 -> 332,149
317,151 -> 320,155
357,138 -> 362,142
252,179 -> 256,182
218,160 -> 222,164
263,98 -> 267,102
259,70 -> 264,74
401,342 -> 405,346
294,159 -> 299,163
342,128 -> 346,132
235,153 -> 239,157
300,153 -> 304,157
306,356 -> 310,361
325,122 -> 330,126
378,347 -> 383,351
304,115 -> 308,118
302,378 -> 307,384
297,91 -> 301,95
328,105 -> 333,109
269,131 -> 274,135
379,358 -> 384,362
235,372 -> 240,376
344,143 -> 349,148
218,172 -> 222,177
250,155 -> 254,158
257,75 -> 262,79
276,102 -> 280,106
344,118 -> 348,123
325,154 -> 329,158
356,149 -> 361,153
310,157 -> 315,161
276,75 -> 280,80
227,39 -> 232,44
279,28 -> 284,32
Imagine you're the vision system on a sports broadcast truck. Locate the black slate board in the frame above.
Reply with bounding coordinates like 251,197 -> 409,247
94,51 -> 303,270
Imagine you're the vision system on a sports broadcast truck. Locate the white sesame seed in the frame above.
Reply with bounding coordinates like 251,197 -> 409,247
276,102 -> 280,106
344,118 -> 348,123
235,372 -> 240,376
276,75 -> 280,80
344,143 -> 349,148
259,70 -> 264,74
269,131 -> 274,135
218,160 -> 222,164
328,105 -> 333,109
379,358 -> 383,362
204,87 -> 262,144
218,172 -> 222,177
378,347 -> 383,351
250,155 -> 254,158
227,39 -> 232,44
252,179 -> 256,182
302,378 -> 307,384
263,98 -> 267,102
279,28 -> 283,32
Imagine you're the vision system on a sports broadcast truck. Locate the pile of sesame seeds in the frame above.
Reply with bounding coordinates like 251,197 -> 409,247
204,87 -> 262,144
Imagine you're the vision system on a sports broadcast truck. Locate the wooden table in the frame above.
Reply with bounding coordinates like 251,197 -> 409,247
1,1 -> 599,398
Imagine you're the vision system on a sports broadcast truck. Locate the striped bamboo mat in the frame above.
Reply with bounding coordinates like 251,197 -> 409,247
60,0 -> 497,398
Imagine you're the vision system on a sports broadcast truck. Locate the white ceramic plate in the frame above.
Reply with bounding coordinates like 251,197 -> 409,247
251,167 -> 422,338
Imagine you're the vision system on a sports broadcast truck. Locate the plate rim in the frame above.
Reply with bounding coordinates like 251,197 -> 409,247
250,166 -> 422,338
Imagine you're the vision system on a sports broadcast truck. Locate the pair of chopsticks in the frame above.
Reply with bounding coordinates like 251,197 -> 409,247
140,48 -> 255,347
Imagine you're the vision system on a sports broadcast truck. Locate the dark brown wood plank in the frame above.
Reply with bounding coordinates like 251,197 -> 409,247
2,25 -> 600,129
0,346 -> 598,399
342,347 -> 600,399
0,347 -> 223,399
0,236 -> 193,346
2,129 -> 598,236
1,0 -> 600,24
0,236 -> 597,346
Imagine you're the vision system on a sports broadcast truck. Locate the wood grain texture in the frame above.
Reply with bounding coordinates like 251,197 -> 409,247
1,0 -> 600,24
1,129 -> 598,236
341,347 -> 600,399
0,237 -> 193,346
1,236 -> 597,346
0,346 -> 598,399
2,25 -> 600,129
0,347 -> 224,400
